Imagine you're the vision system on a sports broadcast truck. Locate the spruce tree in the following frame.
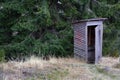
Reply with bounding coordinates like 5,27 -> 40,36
0,0 -> 120,60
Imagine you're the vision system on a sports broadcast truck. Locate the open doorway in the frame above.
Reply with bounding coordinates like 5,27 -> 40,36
87,25 -> 97,63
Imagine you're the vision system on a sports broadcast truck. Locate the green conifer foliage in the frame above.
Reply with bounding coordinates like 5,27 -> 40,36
0,0 -> 120,60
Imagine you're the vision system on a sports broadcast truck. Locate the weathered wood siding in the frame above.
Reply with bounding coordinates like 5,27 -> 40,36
73,18 -> 106,63
73,23 -> 87,60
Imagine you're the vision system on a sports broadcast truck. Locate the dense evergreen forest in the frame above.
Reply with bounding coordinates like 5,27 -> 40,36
0,0 -> 120,60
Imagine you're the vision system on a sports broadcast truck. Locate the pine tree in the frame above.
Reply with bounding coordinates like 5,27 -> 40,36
0,0 -> 120,60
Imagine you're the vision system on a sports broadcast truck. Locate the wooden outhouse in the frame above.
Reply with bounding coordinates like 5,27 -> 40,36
72,18 -> 106,63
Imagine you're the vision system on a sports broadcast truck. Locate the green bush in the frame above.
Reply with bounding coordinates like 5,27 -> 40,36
0,0 -> 120,60
0,49 -> 5,62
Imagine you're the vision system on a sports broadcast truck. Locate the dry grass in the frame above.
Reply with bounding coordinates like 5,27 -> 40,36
100,57 -> 119,67
0,56 -> 120,80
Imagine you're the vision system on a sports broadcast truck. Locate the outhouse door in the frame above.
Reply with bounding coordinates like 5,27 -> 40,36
87,25 -> 101,63
95,26 -> 101,63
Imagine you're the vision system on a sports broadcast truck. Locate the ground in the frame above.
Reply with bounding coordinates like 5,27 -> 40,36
0,57 -> 120,80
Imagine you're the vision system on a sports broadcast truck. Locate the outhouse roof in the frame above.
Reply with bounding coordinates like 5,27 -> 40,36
72,18 -> 107,24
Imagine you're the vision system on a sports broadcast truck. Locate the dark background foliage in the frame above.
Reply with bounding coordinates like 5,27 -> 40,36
0,0 -> 120,60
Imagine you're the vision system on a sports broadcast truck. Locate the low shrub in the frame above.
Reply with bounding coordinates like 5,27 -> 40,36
0,49 -> 5,62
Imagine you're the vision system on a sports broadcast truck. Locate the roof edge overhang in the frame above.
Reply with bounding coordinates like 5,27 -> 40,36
72,18 -> 107,24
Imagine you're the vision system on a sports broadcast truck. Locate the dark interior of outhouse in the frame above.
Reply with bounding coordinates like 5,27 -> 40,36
87,25 -> 96,63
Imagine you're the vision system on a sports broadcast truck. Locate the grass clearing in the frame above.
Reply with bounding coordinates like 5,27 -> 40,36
0,57 -> 120,80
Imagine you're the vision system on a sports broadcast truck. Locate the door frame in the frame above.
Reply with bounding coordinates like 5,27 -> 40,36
86,25 -> 101,63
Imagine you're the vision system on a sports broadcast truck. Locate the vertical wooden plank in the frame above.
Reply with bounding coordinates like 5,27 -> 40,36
95,26 -> 98,64
100,23 -> 103,58
85,25 -> 88,62
95,26 -> 101,64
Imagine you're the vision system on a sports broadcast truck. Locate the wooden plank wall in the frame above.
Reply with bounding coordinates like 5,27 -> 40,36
73,23 -> 86,60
